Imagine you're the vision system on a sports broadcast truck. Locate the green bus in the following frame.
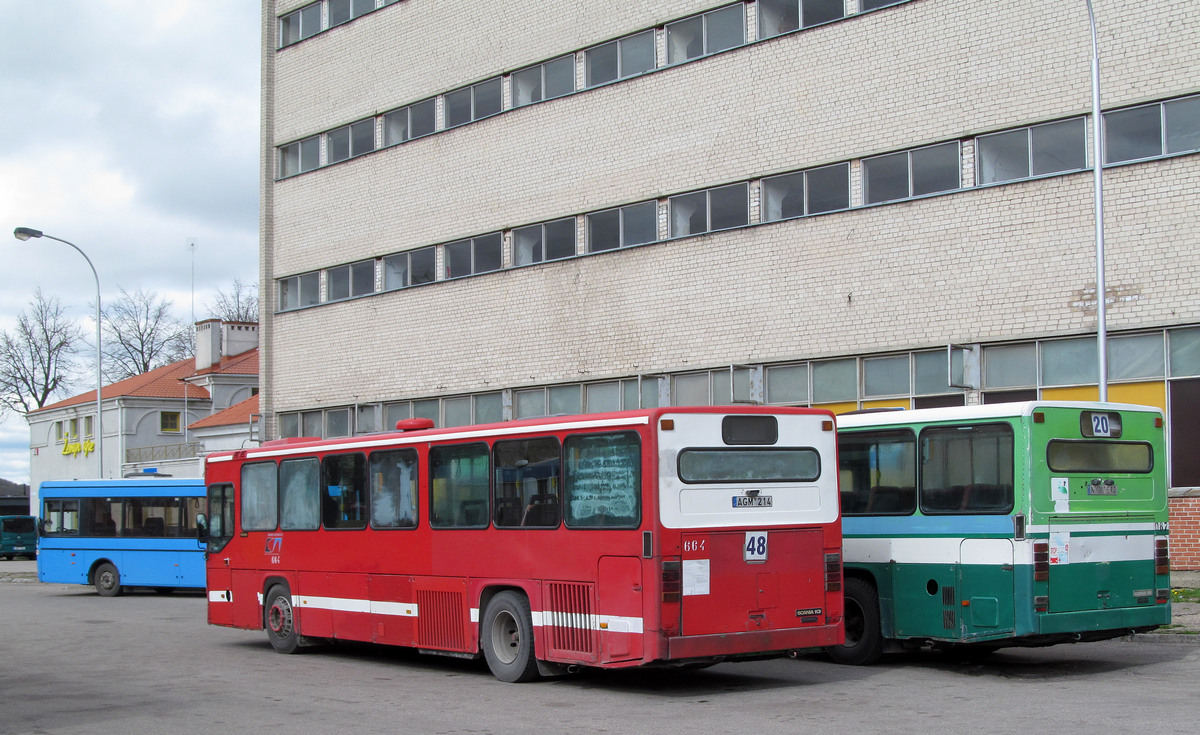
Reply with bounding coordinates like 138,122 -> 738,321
830,401 -> 1170,664
1,515 -> 37,560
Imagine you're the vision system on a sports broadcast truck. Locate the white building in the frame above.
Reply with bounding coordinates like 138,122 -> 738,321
258,1 -> 1200,492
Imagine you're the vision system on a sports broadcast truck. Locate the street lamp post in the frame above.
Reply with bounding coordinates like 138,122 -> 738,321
13,227 -> 105,477
1086,0 -> 1109,401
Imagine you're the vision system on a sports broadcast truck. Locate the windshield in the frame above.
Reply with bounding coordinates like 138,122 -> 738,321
678,448 -> 821,483
1,517 -> 35,534
1046,440 -> 1153,473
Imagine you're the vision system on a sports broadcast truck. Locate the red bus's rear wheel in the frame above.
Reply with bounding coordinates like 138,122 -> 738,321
265,585 -> 301,654
481,591 -> 540,683
826,577 -> 883,665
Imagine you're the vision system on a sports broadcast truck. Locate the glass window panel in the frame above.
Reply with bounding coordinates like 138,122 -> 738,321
356,404 -> 378,433
512,66 -> 542,107
622,201 -> 657,246
279,458 -> 320,530
806,163 -> 850,213
977,129 -> 1029,184
350,119 -> 375,156
412,399 -> 439,425
911,142 -> 959,196
586,383 -> 621,412
588,209 -> 620,252
812,359 -> 857,402
279,413 -> 300,438
712,368 -> 752,405
543,218 -> 577,260
513,225 -> 543,265
382,253 -> 408,289
674,373 -> 710,406
640,378 -> 660,408
864,152 -> 909,203
914,350 -> 963,395
443,397 -> 472,427
240,463 -> 278,531
384,402 -> 411,428
445,240 -> 472,279
1169,327 -> 1200,377
860,0 -> 901,8
839,429 -> 917,516
430,444 -> 489,528
804,0 -> 844,26
1042,337 -> 1098,386
383,108 -> 408,146
620,32 -> 655,76
764,171 -> 805,221
327,126 -> 350,164
669,191 -> 708,237
475,233 -> 502,273
1165,96 -> 1200,154
301,410 -> 322,437
1105,104 -> 1163,163
515,389 -> 546,418
328,265 -> 350,301
622,380 -> 640,409
984,343 -> 1036,388
585,41 -> 618,87
351,260 -> 373,296
279,277 -> 297,310
766,364 -> 808,404
322,454 -> 368,529
544,56 -> 575,98
549,385 -> 581,415
299,272 -> 319,306
409,247 -> 435,284
759,0 -> 799,38
1031,118 -> 1086,175
409,99 -> 435,138
474,78 -> 503,119
329,0 -> 352,26
326,408 -> 351,438
370,449 -> 418,528
564,432 -> 641,528
475,393 -> 503,424
864,355 -> 909,397
708,183 -> 748,230
705,5 -> 745,54
493,437 -> 562,528
1108,333 -> 1164,380
667,16 -> 704,64
300,5 -> 321,40
444,87 -> 472,128
920,424 -> 1013,514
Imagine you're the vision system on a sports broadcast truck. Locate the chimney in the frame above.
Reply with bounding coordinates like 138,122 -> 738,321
195,319 -> 221,371
222,321 -> 259,358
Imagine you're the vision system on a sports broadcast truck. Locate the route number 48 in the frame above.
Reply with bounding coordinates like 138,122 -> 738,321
745,531 -> 768,562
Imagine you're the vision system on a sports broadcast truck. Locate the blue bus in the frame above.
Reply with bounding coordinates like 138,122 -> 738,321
38,479 -> 206,596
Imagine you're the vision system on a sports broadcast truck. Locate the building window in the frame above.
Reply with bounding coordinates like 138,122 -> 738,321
513,55 -> 576,107
863,355 -> 910,397
444,77 -> 503,129
382,247 -> 436,289
84,415 -> 94,438
1041,337 -> 1098,387
860,0 -> 905,10
444,233 -> 502,279
586,201 -> 657,252
513,218 -> 576,266
812,359 -> 857,403
758,0 -> 844,38
278,272 -> 320,311
983,343 -> 1036,389
328,0 -> 374,27
666,4 -> 745,64
382,98 -> 436,145
161,412 -> 181,433
327,259 -> 375,301
54,421 -> 64,443
278,136 -> 319,178
863,142 -> 960,204
669,182 -> 748,238
327,119 -> 375,164
1106,95 -> 1200,164
766,364 -> 809,404
279,3 -> 322,48
585,31 -> 656,87
977,118 -> 1086,185
762,161 -> 851,221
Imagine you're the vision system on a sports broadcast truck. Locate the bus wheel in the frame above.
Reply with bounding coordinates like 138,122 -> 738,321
481,591 -> 540,683
93,563 -> 122,597
826,577 -> 883,666
265,585 -> 302,654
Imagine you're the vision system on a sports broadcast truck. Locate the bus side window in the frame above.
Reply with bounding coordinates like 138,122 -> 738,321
493,437 -> 561,528
322,453 -> 368,530
564,431 -> 641,528
919,424 -> 1014,514
429,443 -> 490,529
837,430 -> 916,516
370,449 -> 418,528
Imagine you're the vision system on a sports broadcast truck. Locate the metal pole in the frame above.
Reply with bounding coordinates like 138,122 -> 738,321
1086,0 -> 1109,401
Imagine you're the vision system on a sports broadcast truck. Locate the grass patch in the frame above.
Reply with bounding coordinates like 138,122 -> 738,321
1172,588 -> 1200,604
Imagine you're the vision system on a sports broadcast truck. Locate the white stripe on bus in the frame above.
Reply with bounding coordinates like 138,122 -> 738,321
846,534 -> 1156,566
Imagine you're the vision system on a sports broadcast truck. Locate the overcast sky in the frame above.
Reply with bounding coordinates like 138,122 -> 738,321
0,2 -> 262,485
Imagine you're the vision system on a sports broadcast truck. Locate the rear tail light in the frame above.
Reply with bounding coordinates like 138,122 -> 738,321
662,560 -> 682,603
1033,541 -> 1049,582
824,552 -> 841,592
1154,537 -> 1170,576
1034,595 -> 1048,613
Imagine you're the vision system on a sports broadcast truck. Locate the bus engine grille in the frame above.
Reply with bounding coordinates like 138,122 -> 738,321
545,582 -> 596,657
417,589 -> 466,651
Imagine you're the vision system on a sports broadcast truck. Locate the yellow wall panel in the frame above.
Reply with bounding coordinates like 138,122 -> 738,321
1108,382 -> 1167,413
1041,385 -> 1100,402
816,401 -> 860,416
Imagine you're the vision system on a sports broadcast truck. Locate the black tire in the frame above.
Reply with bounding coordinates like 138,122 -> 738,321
826,577 -> 883,665
481,591 -> 540,683
93,562 -> 122,597
265,584 -> 302,654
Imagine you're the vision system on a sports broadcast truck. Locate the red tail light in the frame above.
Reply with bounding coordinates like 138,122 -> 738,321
662,560 -> 682,603
1033,541 -> 1049,582
824,552 -> 841,592
1155,537 -> 1170,577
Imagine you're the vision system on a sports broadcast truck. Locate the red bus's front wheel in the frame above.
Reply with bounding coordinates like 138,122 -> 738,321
265,585 -> 302,654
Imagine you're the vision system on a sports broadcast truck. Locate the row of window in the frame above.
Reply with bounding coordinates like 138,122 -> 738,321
278,326 -> 1200,443
237,432 -> 642,533
277,0 -> 919,176
52,416 -> 95,442
41,497 -> 204,538
276,93 -> 1200,310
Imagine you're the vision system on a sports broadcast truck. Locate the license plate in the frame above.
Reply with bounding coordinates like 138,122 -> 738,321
1087,486 -> 1118,496
733,495 -> 772,507
13,546 -> 25,551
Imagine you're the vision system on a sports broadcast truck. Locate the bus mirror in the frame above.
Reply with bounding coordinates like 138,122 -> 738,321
196,513 -> 209,541
38,518 -> 51,536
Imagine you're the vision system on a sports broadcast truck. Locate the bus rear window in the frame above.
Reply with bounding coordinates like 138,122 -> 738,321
1047,440 -> 1153,473
678,448 -> 820,483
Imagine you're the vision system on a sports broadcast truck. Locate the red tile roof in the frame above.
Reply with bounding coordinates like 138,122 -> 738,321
189,394 -> 259,430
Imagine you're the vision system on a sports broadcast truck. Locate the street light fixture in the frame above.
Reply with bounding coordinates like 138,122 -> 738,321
13,227 -> 105,477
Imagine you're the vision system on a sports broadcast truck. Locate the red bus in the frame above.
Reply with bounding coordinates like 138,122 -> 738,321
201,407 -> 842,681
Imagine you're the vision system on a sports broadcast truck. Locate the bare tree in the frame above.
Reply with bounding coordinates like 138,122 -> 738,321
100,288 -> 191,383
207,278 -> 259,323
0,289 -> 85,417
